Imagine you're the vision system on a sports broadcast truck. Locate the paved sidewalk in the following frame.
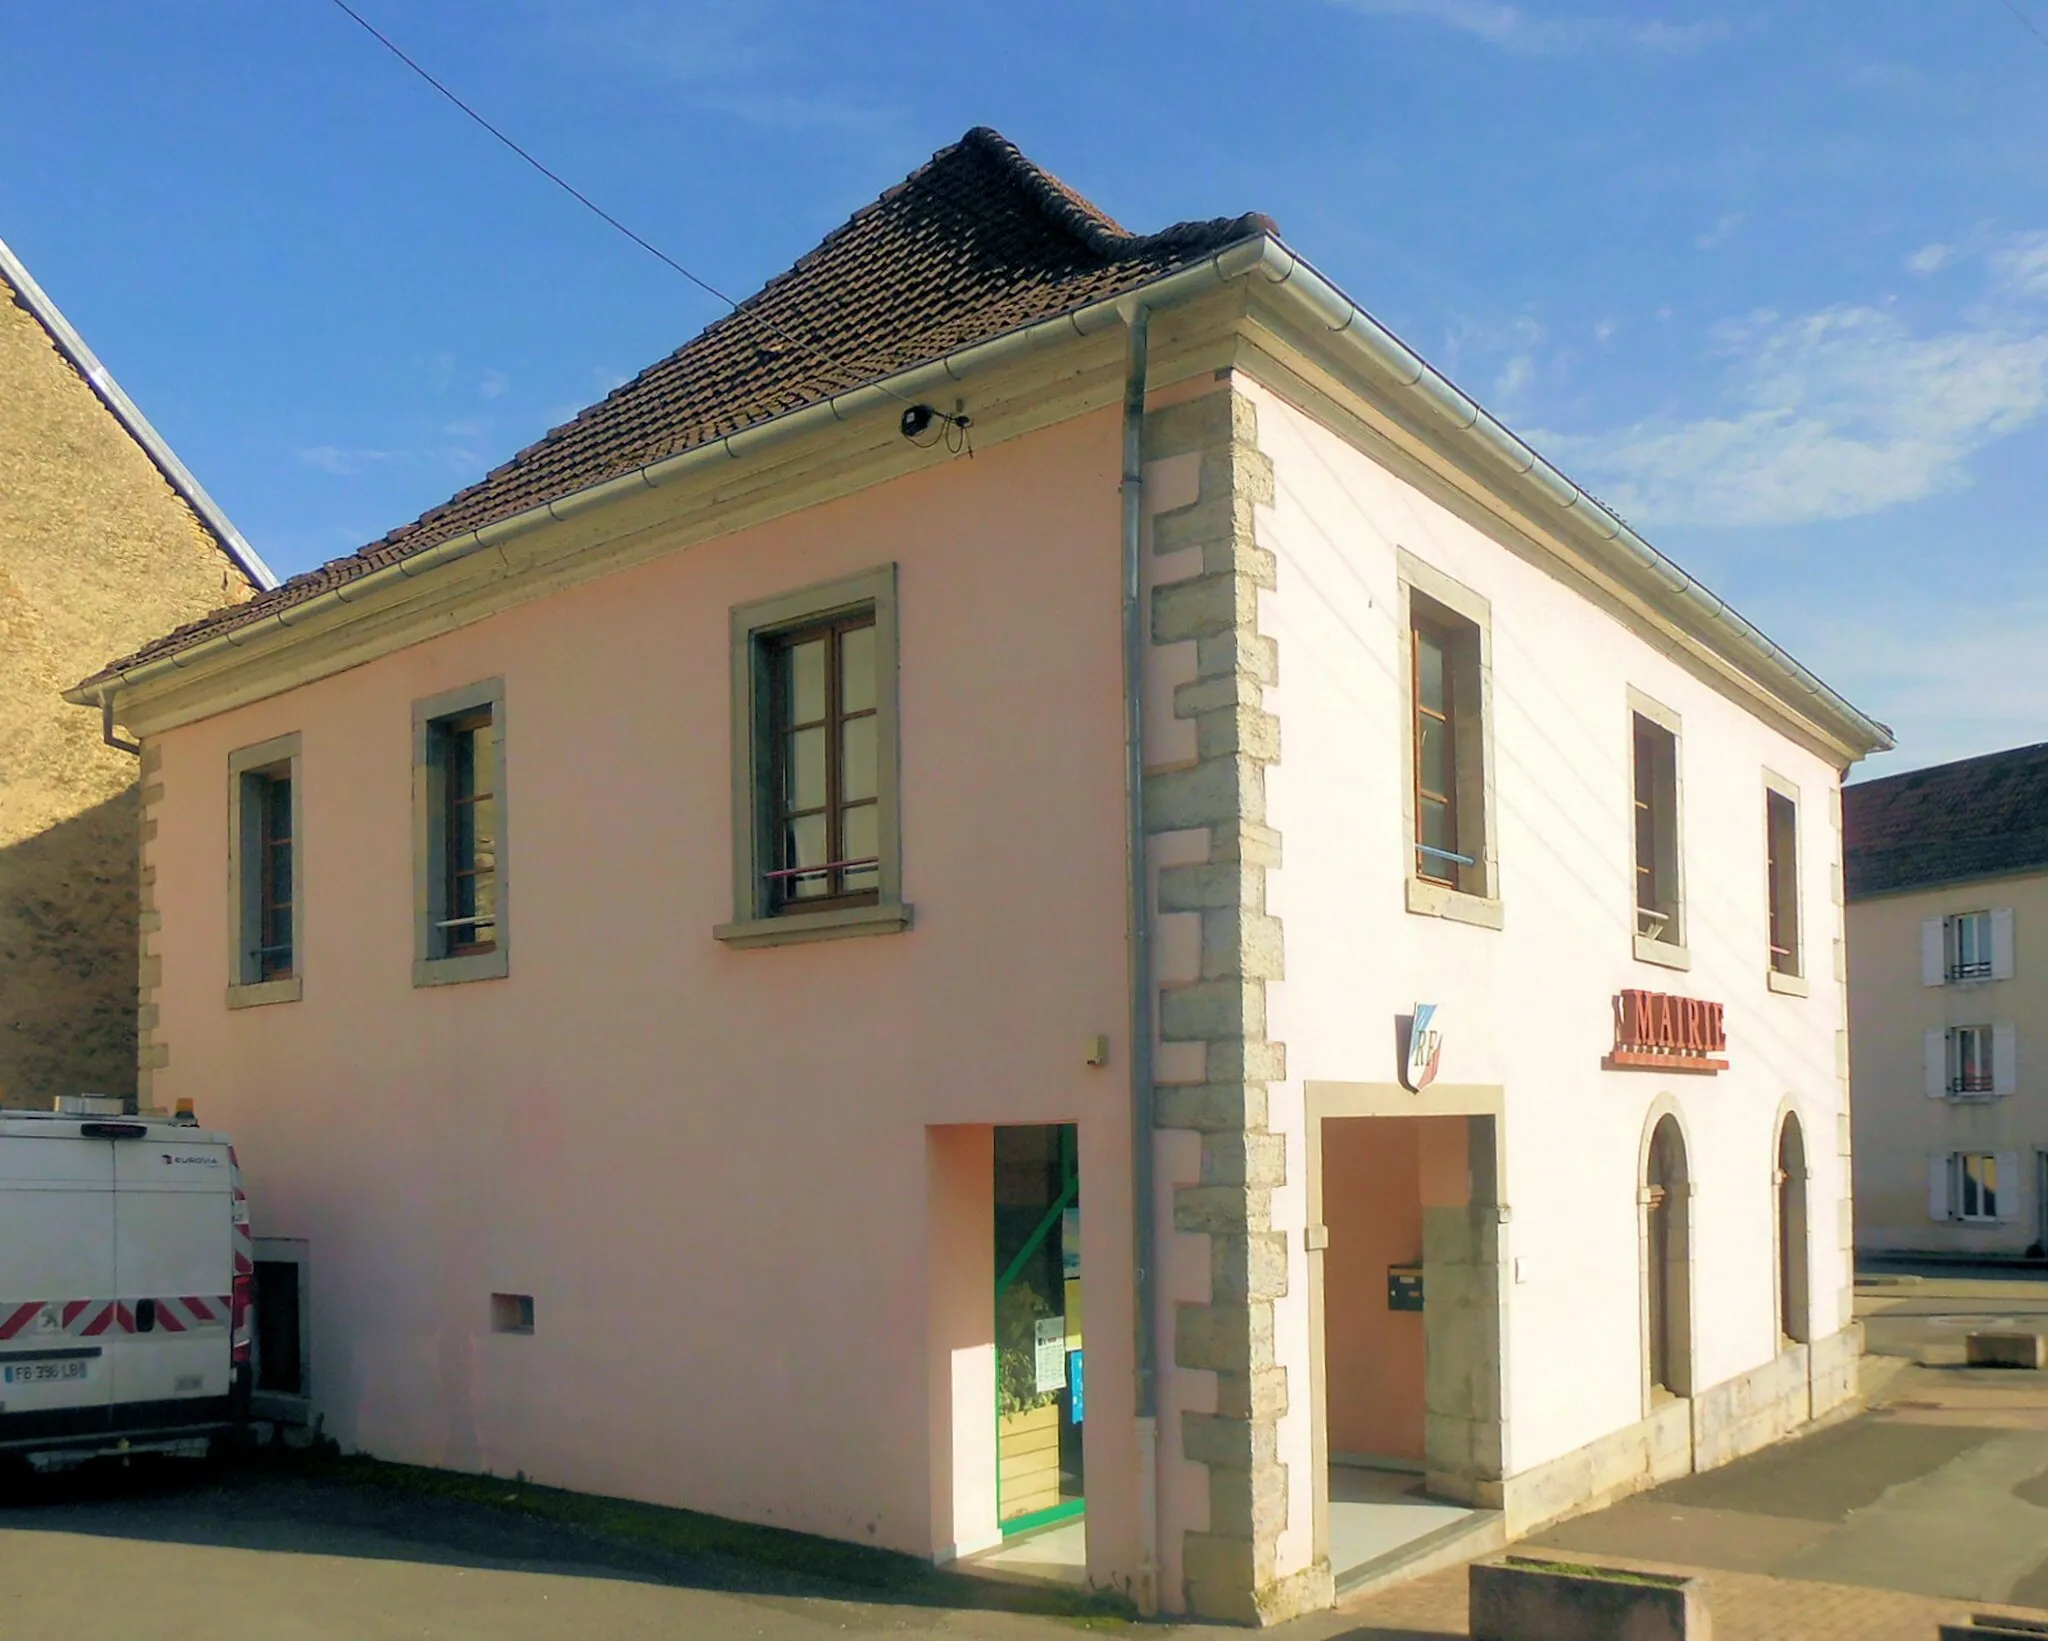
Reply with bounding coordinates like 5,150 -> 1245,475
1314,1273 -> 2048,1639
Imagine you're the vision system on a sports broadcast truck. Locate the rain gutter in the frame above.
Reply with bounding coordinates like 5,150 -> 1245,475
69,232 -> 1891,757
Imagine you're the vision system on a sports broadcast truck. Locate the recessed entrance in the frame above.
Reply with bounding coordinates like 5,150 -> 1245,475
1310,1099 -> 1506,1591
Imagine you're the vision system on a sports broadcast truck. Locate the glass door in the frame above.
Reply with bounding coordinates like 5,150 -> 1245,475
993,1124 -> 1083,1534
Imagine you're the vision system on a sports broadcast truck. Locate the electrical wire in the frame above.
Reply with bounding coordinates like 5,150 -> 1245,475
1999,0 -> 2048,50
322,0 -> 966,430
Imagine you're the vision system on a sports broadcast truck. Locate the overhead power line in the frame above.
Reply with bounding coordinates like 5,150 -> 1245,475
2000,0 -> 2048,50
321,0 -> 966,438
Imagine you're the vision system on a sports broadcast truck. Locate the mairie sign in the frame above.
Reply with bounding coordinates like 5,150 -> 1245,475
1604,988 -> 1728,1074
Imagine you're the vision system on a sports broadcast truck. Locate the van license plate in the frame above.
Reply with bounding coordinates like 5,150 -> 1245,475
4,1361 -> 89,1384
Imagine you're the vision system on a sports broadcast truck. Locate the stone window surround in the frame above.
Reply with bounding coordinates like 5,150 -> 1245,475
226,731 -> 304,1010
715,564 -> 910,950
412,677 -> 510,988
1628,687 -> 1689,971
1763,768 -> 1808,995
1396,549 -> 1502,931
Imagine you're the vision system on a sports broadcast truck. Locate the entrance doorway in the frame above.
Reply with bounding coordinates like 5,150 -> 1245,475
1644,1114 -> 1693,1399
992,1125 -> 1083,1540
1776,1113 -> 1809,1345
1312,1109 -> 1502,1590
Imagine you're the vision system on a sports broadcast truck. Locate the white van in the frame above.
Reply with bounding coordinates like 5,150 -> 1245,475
0,1096 -> 251,1469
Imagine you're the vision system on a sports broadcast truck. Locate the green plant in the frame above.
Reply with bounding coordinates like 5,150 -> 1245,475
996,1280 -> 1060,1418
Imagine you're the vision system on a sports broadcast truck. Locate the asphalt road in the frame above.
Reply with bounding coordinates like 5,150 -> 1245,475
6,1270 -> 2045,1639
0,1460 -> 1109,1641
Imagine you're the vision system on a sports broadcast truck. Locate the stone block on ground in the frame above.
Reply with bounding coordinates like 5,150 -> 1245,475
1966,1332 -> 2046,1369
1470,1556 -> 1708,1641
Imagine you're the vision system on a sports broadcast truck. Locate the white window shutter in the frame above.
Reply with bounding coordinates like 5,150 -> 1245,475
1992,908 -> 2016,980
1925,1029 -> 1950,1098
1928,1153 -> 1952,1221
1995,1150 -> 2021,1221
1995,1024 -> 2019,1096
1922,917 -> 1947,986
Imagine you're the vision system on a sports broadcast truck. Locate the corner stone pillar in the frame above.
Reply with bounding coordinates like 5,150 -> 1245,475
1144,386 -> 1331,1623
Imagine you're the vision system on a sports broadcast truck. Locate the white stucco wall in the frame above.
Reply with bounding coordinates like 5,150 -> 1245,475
1248,377 -> 1853,1486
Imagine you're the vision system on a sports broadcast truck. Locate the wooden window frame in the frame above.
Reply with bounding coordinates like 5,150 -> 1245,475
227,732 -> 304,1008
718,565 -> 909,950
764,613 -> 881,915
1397,553 -> 1499,926
413,678 -> 509,987
1411,613 -> 1461,889
1764,776 -> 1801,980
1628,691 -> 1687,966
440,710 -> 499,958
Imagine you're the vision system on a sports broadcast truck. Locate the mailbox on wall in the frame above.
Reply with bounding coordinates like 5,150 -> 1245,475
1387,1263 -> 1424,1312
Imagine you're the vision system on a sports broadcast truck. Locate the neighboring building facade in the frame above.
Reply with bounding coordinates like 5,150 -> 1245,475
1845,744 -> 2048,1259
0,233 -> 272,1108
72,131 -> 1889,1622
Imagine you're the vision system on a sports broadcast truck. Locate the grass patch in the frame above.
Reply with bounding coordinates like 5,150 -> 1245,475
281,1449 -> 1134,1627
1503,1556 -> 1688,1588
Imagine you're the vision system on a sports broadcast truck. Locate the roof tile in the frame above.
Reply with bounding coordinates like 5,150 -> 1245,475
86,127 -> 1272,685
1843,742 -> 2048,899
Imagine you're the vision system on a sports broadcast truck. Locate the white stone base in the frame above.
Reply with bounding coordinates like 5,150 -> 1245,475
1494,1323 -> 1863,1540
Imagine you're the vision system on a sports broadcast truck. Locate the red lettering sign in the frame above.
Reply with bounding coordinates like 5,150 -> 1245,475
1605,989 -> 1729,1074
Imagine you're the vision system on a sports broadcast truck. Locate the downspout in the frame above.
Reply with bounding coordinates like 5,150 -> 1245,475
100,690 -> 140,756
1118,303 -> 1159,1617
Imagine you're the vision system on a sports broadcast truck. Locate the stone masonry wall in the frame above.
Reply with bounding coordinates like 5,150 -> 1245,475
0,267 -> 254,1108
1143,386 -> 1331,1624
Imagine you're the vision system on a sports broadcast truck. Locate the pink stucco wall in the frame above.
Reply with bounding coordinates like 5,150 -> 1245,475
147,412 -> 1147,1578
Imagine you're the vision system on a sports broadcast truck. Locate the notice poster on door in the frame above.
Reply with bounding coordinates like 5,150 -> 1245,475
1034,1316 -> 1067,1393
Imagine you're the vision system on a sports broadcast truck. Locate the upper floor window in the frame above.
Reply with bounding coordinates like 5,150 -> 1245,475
1924,1022 -> 2016,1099
228,732 -> 303,1007
1411,614 -> 1463,886
1765,786 -> 1800,978
718,566 -> 909,949
1630,698 -> 1685,960
1922,908 -> 2015,986
413,678 -> 509,986
1398,552 -> 1497,925
767,614 -> 879,912
441,712 -> 499,956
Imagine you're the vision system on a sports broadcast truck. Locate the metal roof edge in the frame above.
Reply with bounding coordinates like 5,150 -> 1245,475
0,231 -> 278,592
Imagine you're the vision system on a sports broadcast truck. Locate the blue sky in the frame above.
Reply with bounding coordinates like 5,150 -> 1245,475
4,2 -> 2045,775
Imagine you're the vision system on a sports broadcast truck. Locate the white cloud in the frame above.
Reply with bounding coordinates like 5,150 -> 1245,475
1695,212 -> 1744,250
1905,242 -> 1955,275
1330,0 -> 1725,54
480,370 -> 510,399
1813,599 -> 2048,775
1530,236 -> 2048,528
298,445 -> 393,477
1992,230 -> 2048,296
1593,318 -> 1618,344
1494,355 -> 1535,399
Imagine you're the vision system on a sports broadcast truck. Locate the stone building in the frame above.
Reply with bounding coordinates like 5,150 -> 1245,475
0,232 -> 271,1107
1845,743 -> 2048,1258
73,131 -> 1888,1621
